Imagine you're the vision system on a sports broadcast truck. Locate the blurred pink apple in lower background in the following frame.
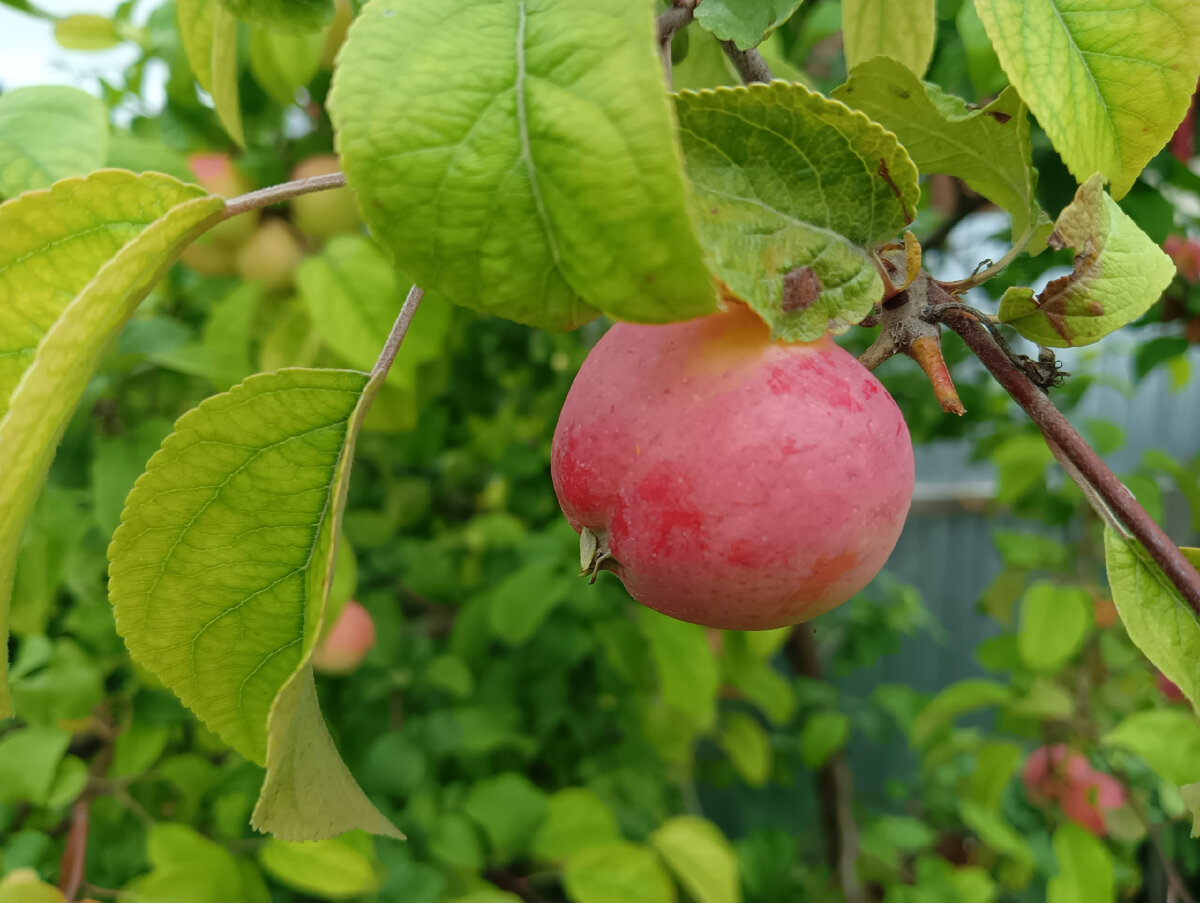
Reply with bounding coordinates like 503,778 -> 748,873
1022,743 -> 1127,837
312,600 -> 376,675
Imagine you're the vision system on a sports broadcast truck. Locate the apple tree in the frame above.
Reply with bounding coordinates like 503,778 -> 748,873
1,0 -> 1200,900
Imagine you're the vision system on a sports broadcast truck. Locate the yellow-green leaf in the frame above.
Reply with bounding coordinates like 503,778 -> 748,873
109,369 -> 401,839
211,2 -> 245,147
650,816 -> 741,903
177,0 -> 218,92
1104,529 -> 1200,712
676,82 -> 919,341
0,171 -> 224,719
258,835 -> 380,897
329,0 -> 717,330
833,57 -> 1043,241
219,0 -> 333,34
842,0 -> 936,78
54,13 -> 122,50
997,174 -> 1174,347
974,0 -> 1200,199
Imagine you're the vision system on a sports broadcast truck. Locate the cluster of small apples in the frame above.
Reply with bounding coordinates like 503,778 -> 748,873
179,153 -> 360,286
1021,745 -> 1127,836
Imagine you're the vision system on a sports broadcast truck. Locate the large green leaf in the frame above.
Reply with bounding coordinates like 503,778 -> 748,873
1016,581 -> 1092,672
1047,823 -> 1114,903
1104,530 -> 1200,711
1103,709 -> 1200,785
998,175 -> 1174,347
842,0 -> 936,77
832,57 -> 1041,240
109,368 -> 400,839
719,712 -> 771,787
650,817 -> 740,903
693,0 -> 805,51
799,710 -> 849,769
329,0 -> 716,330
0,171 -> 224,720
675,82 -> 918,341
974,0 -> 1200,199
177,0 -> 217,91
563,843 -> 676,903
0,87 -> 108,198
637,608 -> 719,733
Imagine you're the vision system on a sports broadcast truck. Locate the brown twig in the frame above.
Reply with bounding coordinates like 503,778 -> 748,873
221,172 -> 348,219
786,628 -> 867,903
484,868 -> 552,903
721,41 -> 774,84
926,283 -> 1200,615
656,1 -> 697,89
58,799 -> 89,901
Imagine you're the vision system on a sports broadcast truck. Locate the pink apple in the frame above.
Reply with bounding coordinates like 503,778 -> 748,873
551,302 -> 914,630
1164,235 -> 1200,284
312,601 -> 376,675
289,155 -> 360,238
187,152 -> 259,249
1157,671 -> 1186,702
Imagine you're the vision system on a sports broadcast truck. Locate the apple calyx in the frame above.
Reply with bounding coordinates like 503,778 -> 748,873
579,526 -> 617,584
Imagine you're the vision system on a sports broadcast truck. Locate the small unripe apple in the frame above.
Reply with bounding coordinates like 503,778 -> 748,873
179,239 -> 238,277
290,155 -> 360,238
551,302 -> 914,630
236,219 -> 305,290
312,600 -> 376,675
1022,744 -> 1126,836
1060,770 -> 1127,837
187,152 -> 259,248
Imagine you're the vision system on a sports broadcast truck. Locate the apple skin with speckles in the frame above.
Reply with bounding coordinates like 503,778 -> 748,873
551,302 -> 914,630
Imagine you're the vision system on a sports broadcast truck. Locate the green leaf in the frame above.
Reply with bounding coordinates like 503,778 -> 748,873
958,0 -> 1007,98
1006,677 -> 1074,721
430,813 -> 485,871
295,235 -> 451,414
675,83 -> 918,341
842,0 -> 936,77
799,709 -> 849,769
1133,335 -> 1189,382
219,0 -> 332,34
1016,581 -> 1092,672
108,369 -> 399,839
912,680 -> 1013,746
258,835 -> 380,898
638,608 -> 719,733
329,0 -> 716,330
249,27 -> 323,106
1181,782 -> 1200,838
998,175 -> 1174,347
719,711 -> 771,787
967,741 -> 1022,811
0,727 -> 69,804
693,0 -> 804,51
1104,531 -> 1200,712
211,3 -> 245,148
487,559 -> 571,646
532,788 -> 622,861
130,823 -> 246,902
0,872 -> 66,902
563,843 -> 676,903
1103,709 -> 1200,785
178,0 -> 217,91
991,435 -> 1052,503
464,773 -> 549,860
1047,823 -> 1114,903
0,171 -> 224,719
832,57 -> 1042,241
958,801 -> 1033,869
650,816 -> 740,903
54,13 -> 122,50
93,419 -> 175,537
974,0 -> 1200,199
0,87 -> 108,198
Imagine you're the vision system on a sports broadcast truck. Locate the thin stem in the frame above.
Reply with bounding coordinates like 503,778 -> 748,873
928,285 -> 1200,615
371,285 -> 425,381
58,799 -> 89,902
940,222 -> 1037,292
222,172 -> 348,219
721,41 -> 774,84
657,2 -> 697,89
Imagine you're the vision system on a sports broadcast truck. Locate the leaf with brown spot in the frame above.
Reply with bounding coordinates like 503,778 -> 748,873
997,174 -> 1174,347
782,266 -> 822,312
